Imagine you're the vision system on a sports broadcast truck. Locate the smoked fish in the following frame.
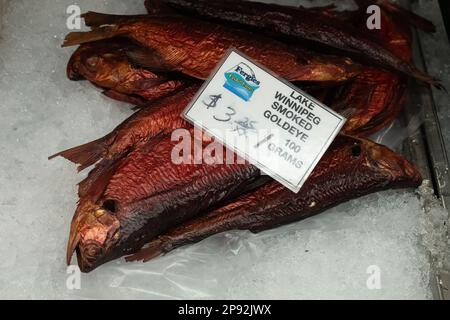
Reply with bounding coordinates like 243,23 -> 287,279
67,39 -> 188,106
49,81 -> 337,173
49,84 -> 200,171
67,130 -> 263,272
62,12 -> 362,82
332,6 -> 412,136
126,136 -> 422,262
162,0 -> 440,87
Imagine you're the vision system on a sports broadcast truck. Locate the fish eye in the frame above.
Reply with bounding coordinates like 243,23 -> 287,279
86,56 -> 99,67
103,199 -> 118,214
351,144 -> 362,157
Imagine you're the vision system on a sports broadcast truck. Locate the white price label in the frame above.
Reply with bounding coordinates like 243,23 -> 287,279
183,49 -> 346,193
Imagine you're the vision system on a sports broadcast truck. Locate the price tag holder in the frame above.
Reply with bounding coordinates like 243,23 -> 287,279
183,49 -> 346,193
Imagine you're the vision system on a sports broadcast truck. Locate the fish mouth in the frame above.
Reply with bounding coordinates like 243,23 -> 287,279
76,241 -> 107,273
67,55 -> 85,81
67,202 -> 121,272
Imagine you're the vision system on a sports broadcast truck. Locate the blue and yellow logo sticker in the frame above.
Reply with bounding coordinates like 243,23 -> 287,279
224,63 -> 260,101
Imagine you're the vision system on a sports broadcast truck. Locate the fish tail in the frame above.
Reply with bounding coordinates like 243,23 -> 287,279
415,71 -> 445,91
48,135 -> 113,172
62,25 -> 126,47
125,238 -> 165,263
400,60 -> 444,90
431,80 -> 446,92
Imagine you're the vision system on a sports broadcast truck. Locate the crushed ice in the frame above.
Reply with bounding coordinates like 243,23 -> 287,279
0,0 -> 448,299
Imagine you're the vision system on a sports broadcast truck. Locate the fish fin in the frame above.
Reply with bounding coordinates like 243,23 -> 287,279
433,82 -> 447,92
78,159 -> 119,200
139,130 -> 168,155
125,239 -> 164,263
127,46 -> 194,77
62,25 -> 126,47
102,89 -> 149,107
131,77 -> 168,91
81,11 -> 148,28
126,47 -> 178,73
77,129 -> 167,192
48,134 -> 113,172
415,72 -> 445,91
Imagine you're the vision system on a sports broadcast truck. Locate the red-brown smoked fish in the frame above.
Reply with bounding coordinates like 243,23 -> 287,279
162,0 -> 440,88
62,13 -> 362,82
67,130 -> 263,272
126,136 -> 422,262
332,6 -> 411,136
145,0 -> 345,21
49,84 -> 201,171
49,81 -> 336,173
67,40 -> 188,106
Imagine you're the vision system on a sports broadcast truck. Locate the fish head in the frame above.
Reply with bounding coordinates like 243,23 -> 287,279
66,39 -> 140,84
67,201 -> 121,272
78,50 -> 132,89
356,137 -> 422,187
66,42 -> 127,83
367,140 -> 422,186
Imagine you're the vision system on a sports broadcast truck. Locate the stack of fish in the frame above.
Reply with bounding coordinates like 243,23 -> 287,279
51,0 -> 439,272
